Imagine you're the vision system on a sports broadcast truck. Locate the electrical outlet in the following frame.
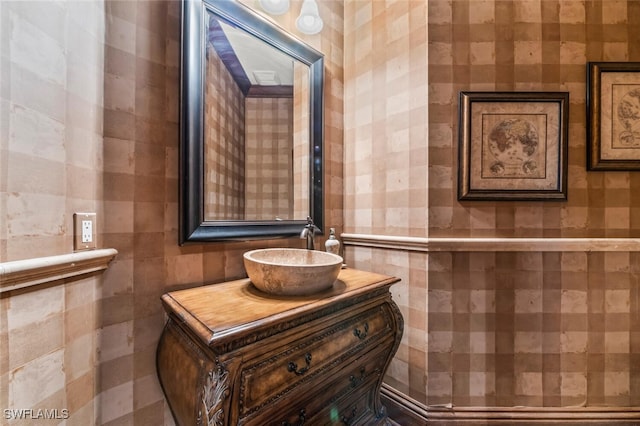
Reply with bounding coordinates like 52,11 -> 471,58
82,220 -> 93,243
74,212 -> 97,251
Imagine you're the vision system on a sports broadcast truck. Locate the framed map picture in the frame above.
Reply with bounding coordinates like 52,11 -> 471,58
587,62 -> 640,170
458,92 -> 569,201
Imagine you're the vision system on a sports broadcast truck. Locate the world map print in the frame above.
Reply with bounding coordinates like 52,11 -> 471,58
483,117 -> 545,179
616,88 -> 640,147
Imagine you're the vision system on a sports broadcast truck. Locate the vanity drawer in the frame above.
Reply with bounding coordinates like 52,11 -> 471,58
243,346 -> 391,426
238,304 -> 394,417
306,375 -> 382,426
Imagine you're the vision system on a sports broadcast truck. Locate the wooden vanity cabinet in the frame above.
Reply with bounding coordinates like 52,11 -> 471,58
156,268 -> 404,425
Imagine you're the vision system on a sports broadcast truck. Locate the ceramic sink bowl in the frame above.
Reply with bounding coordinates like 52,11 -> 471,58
243,248 -> 343,296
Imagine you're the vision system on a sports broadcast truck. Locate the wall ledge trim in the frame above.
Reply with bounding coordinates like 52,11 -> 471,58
341,234 -> 640,252
0,248 -> 118,294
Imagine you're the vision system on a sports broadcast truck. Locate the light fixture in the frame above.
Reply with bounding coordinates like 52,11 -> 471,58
296,0 -> 323,35
259,0 -> 290,15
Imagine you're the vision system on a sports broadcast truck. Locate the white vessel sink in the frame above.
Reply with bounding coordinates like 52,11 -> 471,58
243,248 -> 343,296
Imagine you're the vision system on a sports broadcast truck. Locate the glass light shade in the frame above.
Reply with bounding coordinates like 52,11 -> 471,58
296,0 -> 323,34
259,0 -> 290,15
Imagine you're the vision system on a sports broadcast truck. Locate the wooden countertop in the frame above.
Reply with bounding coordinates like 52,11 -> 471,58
161,268 -> 400,349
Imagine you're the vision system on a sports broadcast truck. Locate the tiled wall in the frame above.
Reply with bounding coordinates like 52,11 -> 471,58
428,0 -> 640,239
343,0 -> 429,402
244,97 -> 293,220
204,43 -> 245,221
344,0 -> 640,411
344,0 -> 429,238
426,250 -> 640,407
426,0 -> 640,409
0,0 -> 105,424
1,0 -> 105,260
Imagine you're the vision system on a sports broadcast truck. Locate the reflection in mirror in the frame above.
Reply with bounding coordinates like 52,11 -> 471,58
203,14 -> 310,221
179,0 -> 324,243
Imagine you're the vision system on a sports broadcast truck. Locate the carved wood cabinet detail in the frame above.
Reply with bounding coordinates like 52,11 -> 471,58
156,268 -> 404,425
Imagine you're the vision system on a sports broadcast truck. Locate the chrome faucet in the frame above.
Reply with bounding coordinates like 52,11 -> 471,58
300,216 -> 316,250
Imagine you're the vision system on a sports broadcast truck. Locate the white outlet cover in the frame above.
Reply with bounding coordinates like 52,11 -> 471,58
74,212 -> 96,250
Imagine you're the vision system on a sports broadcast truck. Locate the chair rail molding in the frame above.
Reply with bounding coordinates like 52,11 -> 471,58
341,233 -> 640,252
0,248 -> 118,294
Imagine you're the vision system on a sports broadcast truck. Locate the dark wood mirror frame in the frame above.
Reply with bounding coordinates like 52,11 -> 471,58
180,0 -> 325,243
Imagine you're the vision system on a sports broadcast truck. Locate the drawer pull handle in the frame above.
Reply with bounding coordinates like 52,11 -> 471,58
353,322 -> 369,340
349,366 -> 366,388
341,406 -> 358,425
287,353 -> 312,376
282,408 -> 306,426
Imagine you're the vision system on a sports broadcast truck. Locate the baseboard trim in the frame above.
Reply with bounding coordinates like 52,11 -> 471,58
381,384 -> 640,424
381,384 -> 428,425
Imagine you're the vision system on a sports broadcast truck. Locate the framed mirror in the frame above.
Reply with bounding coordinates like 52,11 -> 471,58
180,0 -> 324,243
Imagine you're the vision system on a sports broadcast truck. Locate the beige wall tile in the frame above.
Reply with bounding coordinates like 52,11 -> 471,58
98,322 -> 133,363
604,371 -> 630,396
65,332 -> 96,382
105,15 -> 136,54
9,13 -> 65,86
66,371 -> 95,416
7,314 -> 63,371
560,331 -> 588,353
133,374 -> 164,411
7,285 -> 63,331
100,355 -> 134,392
9,349 -> 64,408
100,381 -> 133,425
67,399 -> 97,426
9,104 -> 65,161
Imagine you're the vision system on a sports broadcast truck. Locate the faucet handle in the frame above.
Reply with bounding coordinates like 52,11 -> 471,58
305,216 -> 319,232
302,216 -> 316,250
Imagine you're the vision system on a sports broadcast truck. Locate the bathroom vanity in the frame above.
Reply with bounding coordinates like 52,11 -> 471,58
156,268 -> 403,425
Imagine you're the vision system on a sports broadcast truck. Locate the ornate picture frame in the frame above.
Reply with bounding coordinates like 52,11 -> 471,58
587,62 -> 640,171
458,92 -> 569,201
